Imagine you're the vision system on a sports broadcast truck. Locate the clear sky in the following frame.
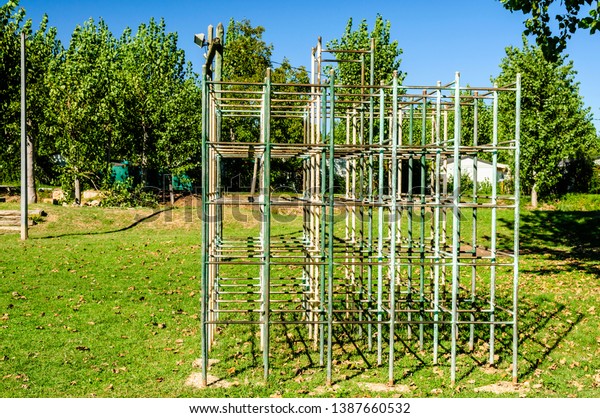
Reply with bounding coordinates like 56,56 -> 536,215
19,0 -> 600,130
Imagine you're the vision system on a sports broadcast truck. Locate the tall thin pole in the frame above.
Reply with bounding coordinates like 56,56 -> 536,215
450,72 -> 461,385
262,68 -> 272,381
512,73 -> 522,383
200,65 -> 209,387
388,70 -> 399,386
326,70 -> 335,386
20,32 -> 28,241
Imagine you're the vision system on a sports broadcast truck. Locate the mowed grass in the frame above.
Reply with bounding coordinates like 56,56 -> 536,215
0,196 -> 599,398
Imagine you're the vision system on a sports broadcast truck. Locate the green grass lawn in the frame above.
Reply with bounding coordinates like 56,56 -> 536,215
0,196 -> 599,398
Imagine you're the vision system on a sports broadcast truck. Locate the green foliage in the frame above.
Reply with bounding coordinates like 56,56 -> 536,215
494,39 -> 599,201
46,18 -> 118,199
0,0 -> 25,182
223,18 -> 272,82
500,0 -> 600,61
100,177 -> 158,208
1,3 -> 201,197
326,14 -> 404,86
447,173 -> 494,198
118,19 -> 200,181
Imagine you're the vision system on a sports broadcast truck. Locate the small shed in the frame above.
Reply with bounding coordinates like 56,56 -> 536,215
445,157 -> 509,184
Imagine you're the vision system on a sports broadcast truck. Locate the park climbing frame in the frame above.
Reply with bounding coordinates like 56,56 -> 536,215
198,26 -> 521,387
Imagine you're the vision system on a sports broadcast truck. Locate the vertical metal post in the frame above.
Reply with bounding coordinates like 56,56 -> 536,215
319,149 -> 327,367
433,81 -> 442,364
512,73 -> 522,383
470,92 -> 479,352
489,84 -> 499,365
326,70 -> 335,386
262,69 -> 272,381
388,71 -> 399,385
407,103 -> 415,340
200,66 -> 209,387
419,90 -> 427,351
20,32 -> 28,241
367,37 -> 375,351
376,84 -> 385,365
450,72 -> 461,385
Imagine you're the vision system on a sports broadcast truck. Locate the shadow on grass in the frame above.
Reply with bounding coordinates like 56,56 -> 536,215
500,210 -> 600,276
34,207 -> 174,239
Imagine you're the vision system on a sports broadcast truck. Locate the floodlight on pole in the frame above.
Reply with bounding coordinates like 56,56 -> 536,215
194,33 -> 207,48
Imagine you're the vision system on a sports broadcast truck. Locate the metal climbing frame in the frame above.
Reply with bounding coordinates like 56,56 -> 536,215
199,31 -> 521,386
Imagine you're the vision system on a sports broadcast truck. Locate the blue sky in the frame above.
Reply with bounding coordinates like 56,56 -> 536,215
20,0 -> 600,130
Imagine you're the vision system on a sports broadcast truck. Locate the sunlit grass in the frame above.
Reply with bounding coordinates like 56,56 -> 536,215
0,197 -> 599,397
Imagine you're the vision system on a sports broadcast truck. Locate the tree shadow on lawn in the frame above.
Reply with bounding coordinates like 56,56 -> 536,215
34,207 -> 174,239
500,210 -> 600,276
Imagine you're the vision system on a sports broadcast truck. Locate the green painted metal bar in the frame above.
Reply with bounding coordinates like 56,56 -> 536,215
262,69 -> 272,381
470,92 -> 479,352
326,71 -> 335,386
489,83 -> 499,366
20,32 -> 28,241
377,84 -> 385,365
200,66 -> 210,387
319,149 -> 327,367
450,72 -> 461,385
419,90 -> 427,351
319,87 -> 328,367
512,73 -> 522,383
407,103 -> 414,339
388,71 -> 399,385
367,37 -> 376,351
433,81 -> 442,364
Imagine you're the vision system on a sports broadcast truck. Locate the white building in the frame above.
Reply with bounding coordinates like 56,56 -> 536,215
445,157 -> 510,184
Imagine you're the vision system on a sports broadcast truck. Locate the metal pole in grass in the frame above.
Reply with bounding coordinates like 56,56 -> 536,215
450,72 -> 462,385
489,84 -> 499,366
388,70 -> 399,386
200,64 -> 209,387
376,84 -> 385,366
512,73 -> 522,384
320,86 -> 328,368
20,32 -> 28,241
407,102 -> 414,340
319,150 -> 327,367
433,81 -> 442,364
419,89 -> 427,351
366,38 -> 375,350
261,68 -> 272,382
470,92 -> 479,352
326,70 -> 335,386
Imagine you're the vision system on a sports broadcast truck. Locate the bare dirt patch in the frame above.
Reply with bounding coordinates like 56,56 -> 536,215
357,382 -> 412,393
185,372 -> 239,389
474,381 -> 529,395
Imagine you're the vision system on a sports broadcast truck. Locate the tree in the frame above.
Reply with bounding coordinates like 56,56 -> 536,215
46,18 -> 118,203
22,14 -> 62,202
112,17 -> 201,204
500,0 -> 600,61
223,18 -> 272,83
0,1 -> 61,203
0,0 -> 25,183
326,14 -> 404,86
494,39 -> 598,206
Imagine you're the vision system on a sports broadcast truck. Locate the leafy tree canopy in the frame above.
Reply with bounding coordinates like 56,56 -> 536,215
326,14 -> 404,85
494,38 -> 599,203
500,0 -> 600,61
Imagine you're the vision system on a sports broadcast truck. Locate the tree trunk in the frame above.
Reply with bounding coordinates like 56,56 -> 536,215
531,181 -> 538,208
74,176 -> 81,205
26,134 -> 37,204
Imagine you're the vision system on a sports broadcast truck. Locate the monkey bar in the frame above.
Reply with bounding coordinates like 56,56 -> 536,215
198,27 -> 521,387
